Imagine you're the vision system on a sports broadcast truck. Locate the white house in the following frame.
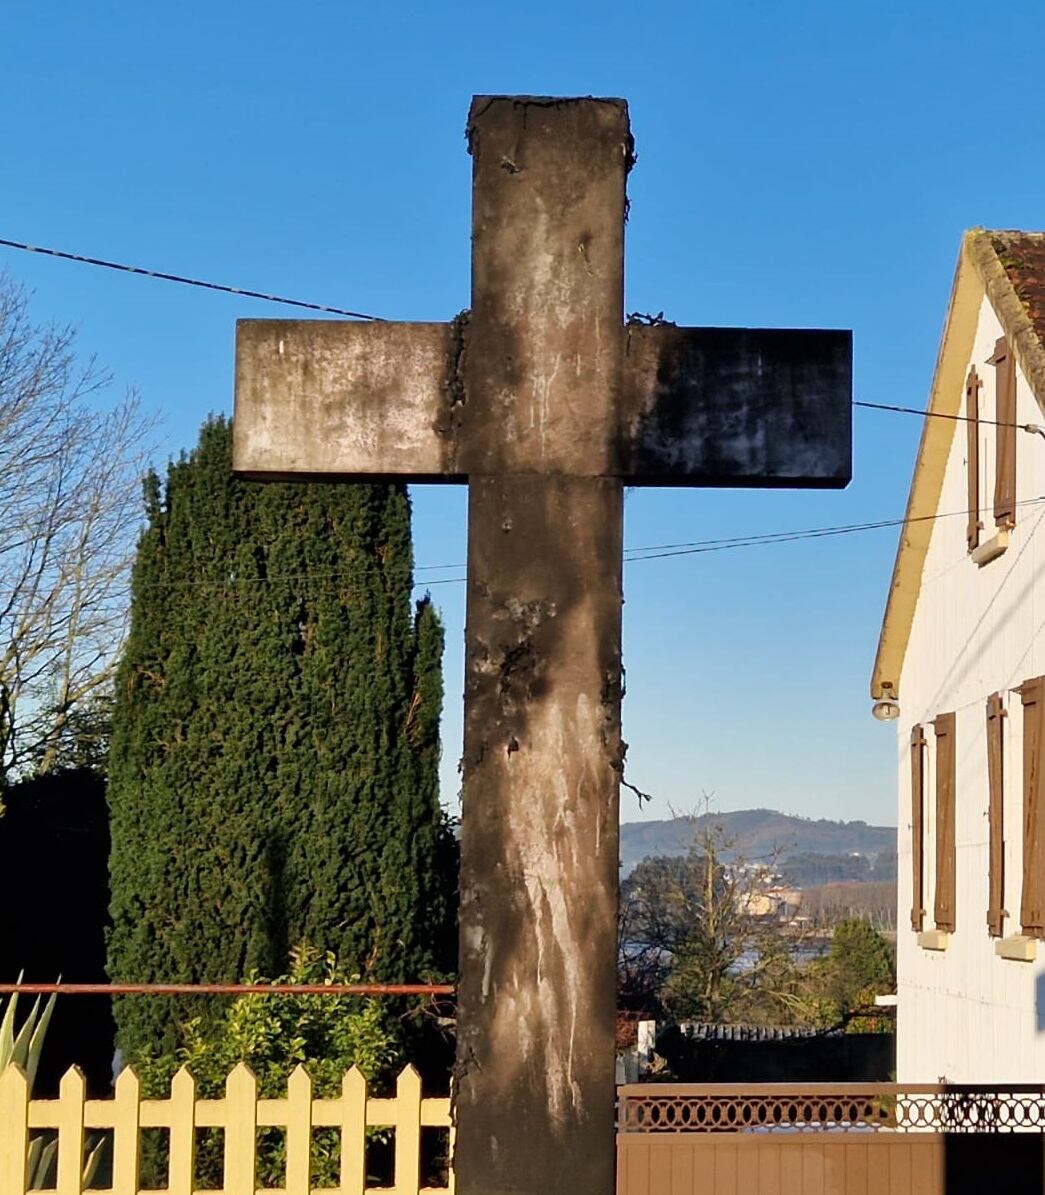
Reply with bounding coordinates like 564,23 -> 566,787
872,229 -> 1045,1082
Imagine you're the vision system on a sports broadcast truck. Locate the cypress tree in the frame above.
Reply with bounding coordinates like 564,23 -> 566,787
107,417 -> 455,1063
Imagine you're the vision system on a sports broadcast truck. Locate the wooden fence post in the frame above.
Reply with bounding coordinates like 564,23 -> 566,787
225,1063 -> 258,1195
0,1065 -> 28,1194
395,1065 -> 422,1195
0,1060 -> 453,1195
111,1067 -> 141,1195
286,1065 -> 313,1194
168,1067 -> 196,1195
340,1066 -> 367,1195
56,1066 -> 86,1195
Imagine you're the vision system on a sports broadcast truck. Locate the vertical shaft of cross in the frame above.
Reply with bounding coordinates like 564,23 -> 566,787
457,477 -> 622,1194
453,98 -> 630,1195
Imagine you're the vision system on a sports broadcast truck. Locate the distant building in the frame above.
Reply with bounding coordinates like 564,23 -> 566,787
739,887 -> 803,919
872,230 -> 1045,1080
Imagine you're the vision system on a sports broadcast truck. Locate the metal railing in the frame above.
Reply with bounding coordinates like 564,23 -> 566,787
618,1082 -> 1045,1133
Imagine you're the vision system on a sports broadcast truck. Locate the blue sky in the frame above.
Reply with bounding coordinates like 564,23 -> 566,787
4,1 -> 1043,826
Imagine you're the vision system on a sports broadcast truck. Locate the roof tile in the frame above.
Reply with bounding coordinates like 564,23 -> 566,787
988,230 -> 1045,348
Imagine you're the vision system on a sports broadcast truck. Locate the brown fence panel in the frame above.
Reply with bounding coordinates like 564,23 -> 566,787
617,1084 -> 1045,1195
617,1134 -> 945,1195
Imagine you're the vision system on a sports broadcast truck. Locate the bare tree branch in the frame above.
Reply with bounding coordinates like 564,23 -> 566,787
619,794 -> 808,1024
0,273 -> 155,780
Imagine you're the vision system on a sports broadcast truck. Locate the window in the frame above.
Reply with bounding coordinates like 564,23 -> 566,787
968,340 -> 1017,564
1020,676 -> 1045,937
966,367 -> 982,551
933,712 -> 956,933
911,724 -> 926,932
986,693 -> 1006,937
989,336 -> 1017,530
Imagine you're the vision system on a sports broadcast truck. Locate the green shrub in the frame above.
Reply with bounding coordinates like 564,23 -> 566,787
799,918 -> 895,1032
136,945 -> 399,1188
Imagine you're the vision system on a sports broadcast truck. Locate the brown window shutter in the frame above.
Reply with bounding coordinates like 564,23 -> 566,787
986,693 -> 1006,937
966,367 -> 982,550
1020,677 -> 1045,937
934,713 -> 957,932
911,724 -> 926,931
990,337 -> 1017,528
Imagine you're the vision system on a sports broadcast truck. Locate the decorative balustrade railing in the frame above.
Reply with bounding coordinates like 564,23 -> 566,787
617,1083 -> 1045,1134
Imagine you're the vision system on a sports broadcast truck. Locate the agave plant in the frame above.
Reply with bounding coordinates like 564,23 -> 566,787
0,981 -> 57,1081
0,982 -> 107,1187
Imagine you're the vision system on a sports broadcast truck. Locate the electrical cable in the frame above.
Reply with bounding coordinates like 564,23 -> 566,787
855,398 -> 1043,434
6,237 -> 1043,434
622,496 -> 1045,561
0,237 -> 383,322
8,236 -> 1045,576
122,496 -> 1045,594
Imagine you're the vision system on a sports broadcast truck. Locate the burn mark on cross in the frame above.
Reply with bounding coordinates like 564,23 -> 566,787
233,95 -> 851,1195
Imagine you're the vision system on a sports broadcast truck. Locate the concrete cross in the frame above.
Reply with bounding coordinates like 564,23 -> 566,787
233,95 -> 851,1195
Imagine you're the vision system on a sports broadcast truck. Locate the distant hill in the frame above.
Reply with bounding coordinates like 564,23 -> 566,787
619,809 -> 895,877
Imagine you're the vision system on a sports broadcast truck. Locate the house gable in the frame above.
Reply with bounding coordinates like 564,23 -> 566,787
872,230 -> 1045,702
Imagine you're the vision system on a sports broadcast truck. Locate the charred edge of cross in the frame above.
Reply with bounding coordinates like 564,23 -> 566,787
448,308 -> 469,409
610,737 -> 654,808
449,1044 -> 481,1136
600,667 -> 623,733
444,308 -> 466,406
602,666 -> 645,806
435,309 -> 469,454
626,310 -> 676,327
623,125 -> 636,227
465,95 -> 632,155
624,127 -> 637,174
451,1046 -> 481,1084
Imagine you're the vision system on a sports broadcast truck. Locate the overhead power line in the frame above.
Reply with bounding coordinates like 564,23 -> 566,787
12,236 -> 1043,577
0,237 -> 383,322
855,398 -> 1045,434
128,496 -> 1045,595
623,496 -> 1045,561
5,235 -> 1044,436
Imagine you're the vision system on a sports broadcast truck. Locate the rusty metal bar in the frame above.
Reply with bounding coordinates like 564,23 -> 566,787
0,982 -> 453,997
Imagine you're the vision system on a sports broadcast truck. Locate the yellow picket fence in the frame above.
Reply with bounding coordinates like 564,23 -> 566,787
0,1062 -> 454,1194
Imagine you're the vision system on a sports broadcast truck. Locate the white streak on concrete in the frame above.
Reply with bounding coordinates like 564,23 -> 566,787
489,681 -> 609,1125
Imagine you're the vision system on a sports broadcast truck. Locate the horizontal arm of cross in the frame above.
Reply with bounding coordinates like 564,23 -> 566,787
234,319 -> 851,488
